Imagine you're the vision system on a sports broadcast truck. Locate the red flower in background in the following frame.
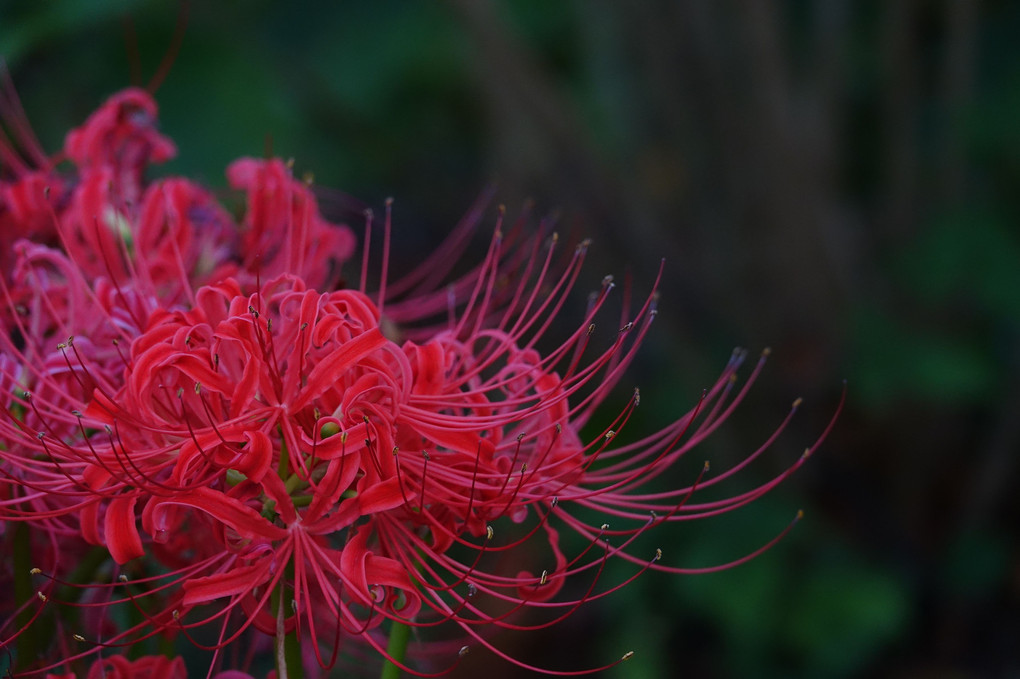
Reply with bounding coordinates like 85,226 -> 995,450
0,82 -> 840,678
45,654 -> 186,679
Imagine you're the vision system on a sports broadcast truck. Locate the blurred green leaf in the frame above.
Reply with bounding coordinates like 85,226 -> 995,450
786,560 -> 910,677
940,529 -> 1011,600
901,209 -> 1020,322
852,306 -> 999,409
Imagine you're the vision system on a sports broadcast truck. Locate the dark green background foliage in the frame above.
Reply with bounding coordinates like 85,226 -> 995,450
2,1 -> 1018,677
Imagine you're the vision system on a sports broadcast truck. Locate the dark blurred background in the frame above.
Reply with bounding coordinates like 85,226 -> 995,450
2,1 -> 1019,677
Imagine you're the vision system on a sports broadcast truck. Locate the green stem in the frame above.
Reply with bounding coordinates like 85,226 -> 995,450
275,592 -> 288,679
285,623 -> 303,679
380,621 -> 412,679
13,520 -> 38,668
272,577 -> 303,679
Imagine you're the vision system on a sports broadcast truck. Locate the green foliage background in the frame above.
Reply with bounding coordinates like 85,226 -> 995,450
2,1 -> 1018,677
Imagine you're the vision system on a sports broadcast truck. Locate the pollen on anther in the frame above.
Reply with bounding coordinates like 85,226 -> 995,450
605,430 -> 616,440
459,646 -> 470,657
36,591 -> 47,602
792,397 -> 804,409
73,634 -> 85,642
29,567 -> 41,575
621,651 -> 634,661
654,548 -> 663,561
119,575 -> 129,582
539,570 -> 548,585
486,525 -> 494,540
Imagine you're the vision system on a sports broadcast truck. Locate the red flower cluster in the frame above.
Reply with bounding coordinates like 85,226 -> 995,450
0,83 -> 838,677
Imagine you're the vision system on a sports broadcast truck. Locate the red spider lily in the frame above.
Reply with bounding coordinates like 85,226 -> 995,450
44,654 -> 186,679
0,82 -> 841,677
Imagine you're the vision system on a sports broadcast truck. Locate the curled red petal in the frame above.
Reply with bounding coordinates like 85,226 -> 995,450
182,557 -> 273,607
148,487 -> 288,542
106,494 -> 145,564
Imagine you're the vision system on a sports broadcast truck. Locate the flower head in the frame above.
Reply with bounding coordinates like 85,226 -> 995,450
0,83 -> 840,677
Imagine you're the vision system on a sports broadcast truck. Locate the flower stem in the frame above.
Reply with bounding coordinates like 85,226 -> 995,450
380,621 -> 412,679
13,520 -> 38,668
272,580 -> 303,679
275,592 -> 288,679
